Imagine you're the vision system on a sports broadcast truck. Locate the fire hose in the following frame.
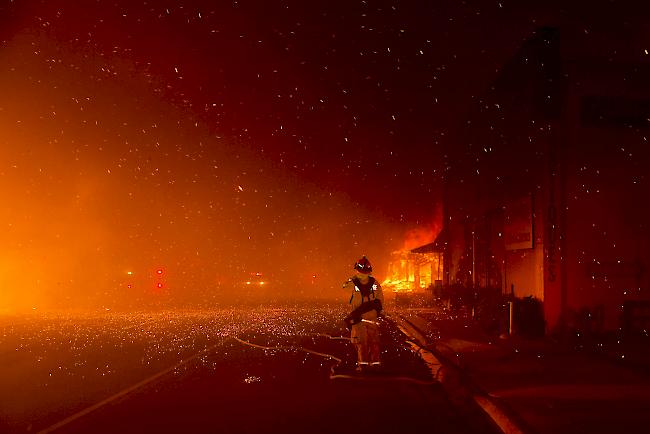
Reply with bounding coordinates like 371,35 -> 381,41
37,330 -> 435,433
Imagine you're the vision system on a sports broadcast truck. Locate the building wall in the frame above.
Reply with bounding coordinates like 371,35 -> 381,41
559,60 -> 650,331
445,25 -> 650,334
505,193 -> 545,300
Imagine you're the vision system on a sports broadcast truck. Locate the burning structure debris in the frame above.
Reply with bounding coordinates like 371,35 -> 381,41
382,233 -> 445,297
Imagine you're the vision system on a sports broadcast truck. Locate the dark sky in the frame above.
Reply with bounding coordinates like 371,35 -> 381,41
2,0 -> 631,309
1,0 -> 555,211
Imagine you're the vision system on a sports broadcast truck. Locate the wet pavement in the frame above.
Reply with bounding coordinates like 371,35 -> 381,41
0,305 -> 497,434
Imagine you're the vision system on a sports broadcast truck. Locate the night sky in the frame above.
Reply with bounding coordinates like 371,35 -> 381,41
1,0 -> 638,309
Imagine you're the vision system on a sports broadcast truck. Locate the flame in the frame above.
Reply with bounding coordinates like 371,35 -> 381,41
383,215 -> 443,293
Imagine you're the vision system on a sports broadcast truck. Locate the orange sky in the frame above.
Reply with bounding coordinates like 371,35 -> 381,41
0,29 -> 440,311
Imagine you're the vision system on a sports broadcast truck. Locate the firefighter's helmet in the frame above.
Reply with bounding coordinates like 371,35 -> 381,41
353,256 -> 372,274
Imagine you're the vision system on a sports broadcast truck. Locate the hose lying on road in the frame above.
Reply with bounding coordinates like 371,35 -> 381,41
234,335 -> 438,385
233,336 -> 343,364
37,332 -> 436,433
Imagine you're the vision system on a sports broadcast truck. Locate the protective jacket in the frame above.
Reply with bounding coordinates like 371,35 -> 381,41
345,276 -> 384,328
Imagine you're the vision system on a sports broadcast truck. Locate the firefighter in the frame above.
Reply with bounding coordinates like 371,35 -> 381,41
344,256 -> 384,372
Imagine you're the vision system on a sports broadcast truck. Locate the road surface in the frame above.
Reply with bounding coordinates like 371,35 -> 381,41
0,304 -> 498,434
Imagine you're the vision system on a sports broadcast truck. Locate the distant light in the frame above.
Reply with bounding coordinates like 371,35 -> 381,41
157,283 -> 163,289
156,269 -> 163,275
246,281 -> 251,285
259,281 -> 265,285
127,271 -> 133,275
127,284 -> 132,289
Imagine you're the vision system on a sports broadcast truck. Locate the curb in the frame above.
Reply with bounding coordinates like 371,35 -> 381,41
391,313 -> 527,434
392,315 -> 444,379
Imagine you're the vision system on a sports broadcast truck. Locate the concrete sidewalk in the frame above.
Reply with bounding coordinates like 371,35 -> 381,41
395,308 -> 650,434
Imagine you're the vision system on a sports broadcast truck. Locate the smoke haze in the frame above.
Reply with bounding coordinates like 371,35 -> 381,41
0,29 -> 436,311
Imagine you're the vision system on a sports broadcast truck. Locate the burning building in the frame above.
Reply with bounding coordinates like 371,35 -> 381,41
383,234 -> 445,295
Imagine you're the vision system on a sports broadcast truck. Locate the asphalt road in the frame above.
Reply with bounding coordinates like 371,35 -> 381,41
0,304 -> 498,434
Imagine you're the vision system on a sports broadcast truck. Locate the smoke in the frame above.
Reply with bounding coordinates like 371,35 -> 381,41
401,205 -> 443,251
0,29 -> 418,312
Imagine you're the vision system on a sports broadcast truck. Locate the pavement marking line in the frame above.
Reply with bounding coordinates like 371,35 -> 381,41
36,340 -> 225,434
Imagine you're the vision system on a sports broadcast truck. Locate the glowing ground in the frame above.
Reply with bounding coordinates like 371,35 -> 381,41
0,305 -> 496,434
